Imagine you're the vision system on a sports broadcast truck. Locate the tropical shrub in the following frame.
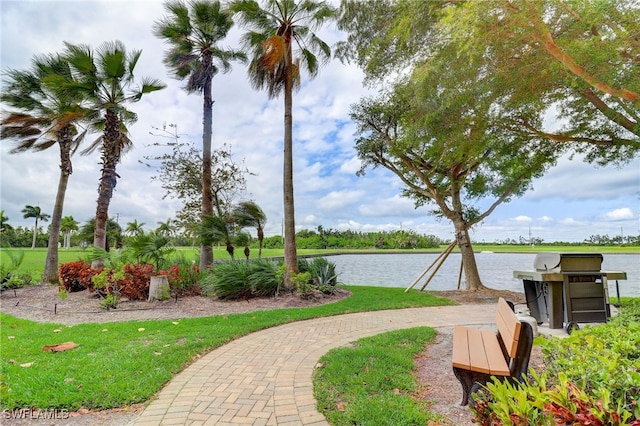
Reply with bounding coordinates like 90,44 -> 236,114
296,257 -> 339,295
121,262 -> 154,300
159,255 -> 202,296
201,257 -> 338,300
59,260 -> 94,292
201,261 -> 253,299
128,232 -> 174,271
472,303 -> 640,425
91,267 -> 124,308
291,271 -> 313,298
201,259 -> 280,299
246,260 -> 279,296
307,257 -> 338,293
0,249 -> 32,289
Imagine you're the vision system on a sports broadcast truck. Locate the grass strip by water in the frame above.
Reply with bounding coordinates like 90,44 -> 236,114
0,285 -> 453,410
314,327 -> 444,425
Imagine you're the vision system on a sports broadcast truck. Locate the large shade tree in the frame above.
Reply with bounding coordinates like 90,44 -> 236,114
1,53 -> 88,283
64,41 -> 165,268
350,56 -> 559,290
231,0 -> 336,288
337,0 -> 639,289
154,0 -> 246,270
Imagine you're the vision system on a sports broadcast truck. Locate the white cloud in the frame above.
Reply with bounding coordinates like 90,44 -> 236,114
318,190 -> 365,211
513,215 -> 532,223
604,208 -> 634,221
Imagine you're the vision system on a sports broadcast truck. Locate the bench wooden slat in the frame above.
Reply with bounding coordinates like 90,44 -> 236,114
468,328 -> 490,373
452,327 -> 510,375
452,325 -> 471,370
496,297 -> 521,358
481,330 -> 510,375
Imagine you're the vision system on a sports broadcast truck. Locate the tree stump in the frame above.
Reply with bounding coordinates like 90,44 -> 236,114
148,275 -> 170,301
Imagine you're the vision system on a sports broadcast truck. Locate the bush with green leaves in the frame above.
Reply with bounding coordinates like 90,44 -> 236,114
159,253 -> 202,296
307,257 -> 338,293
291,271 -> 313,298
472,302 -> 640,425
200,259 -> 279,299
200,257 -> 339,300
297,257 -> 339,294
0,249 -> 32,289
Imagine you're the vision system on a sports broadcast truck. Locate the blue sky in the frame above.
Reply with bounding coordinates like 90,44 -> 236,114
1,0 -> 638,243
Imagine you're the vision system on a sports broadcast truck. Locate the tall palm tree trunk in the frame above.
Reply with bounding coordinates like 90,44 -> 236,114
31,218 -> 39,249
282,36 -> 298,289
43,131 -> 73,284
92,110 -> 120,268
200,52 -> 215,270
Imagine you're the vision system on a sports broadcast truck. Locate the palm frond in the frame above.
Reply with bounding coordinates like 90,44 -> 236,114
260,35 -> 286,70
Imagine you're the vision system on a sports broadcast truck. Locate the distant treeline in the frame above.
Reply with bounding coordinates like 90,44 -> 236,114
2,225 -> 638,248
490,234 -> 640,247
262,229 -> 444,250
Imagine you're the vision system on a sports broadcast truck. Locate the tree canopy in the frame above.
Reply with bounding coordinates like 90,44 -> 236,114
335,0 -> 640,289
338,0 -> 639,165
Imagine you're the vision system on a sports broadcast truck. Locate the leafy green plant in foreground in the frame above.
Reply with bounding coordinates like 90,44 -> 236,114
0,249 -> 32,289
472,303 -> 640,425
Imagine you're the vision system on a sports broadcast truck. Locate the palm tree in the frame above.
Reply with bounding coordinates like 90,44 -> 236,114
154,0 -> 246,270
155,218 -> 176,237
232,200 -> 267,258
0,211 -> 12,234
125,219 -> 146,236
200,214 -> 235,259
64,41 -> 165,268
77,218 -> 123,252
231,0 -> 336,288
21,205 -> 51,249
1,53 -> 88,283
60,216 -> 79,248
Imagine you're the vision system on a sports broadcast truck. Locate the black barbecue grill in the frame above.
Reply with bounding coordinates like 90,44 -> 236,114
513,253 -> 627,333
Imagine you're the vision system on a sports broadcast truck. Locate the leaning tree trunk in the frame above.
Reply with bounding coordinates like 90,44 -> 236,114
199,53 -> 214,270
453,219 -> 486,291
282,36 -> 298,290
43,132 -> 73,284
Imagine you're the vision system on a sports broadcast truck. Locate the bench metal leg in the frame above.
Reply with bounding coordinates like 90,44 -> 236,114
452,367 -> 490,406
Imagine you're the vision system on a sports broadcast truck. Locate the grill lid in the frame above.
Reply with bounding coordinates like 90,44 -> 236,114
534,253 -> 603,272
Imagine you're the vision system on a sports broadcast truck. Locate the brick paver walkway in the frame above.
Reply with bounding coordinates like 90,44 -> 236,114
132,305 -> 496,426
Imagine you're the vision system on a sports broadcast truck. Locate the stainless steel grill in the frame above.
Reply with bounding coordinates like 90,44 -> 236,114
513,253 -> 627,333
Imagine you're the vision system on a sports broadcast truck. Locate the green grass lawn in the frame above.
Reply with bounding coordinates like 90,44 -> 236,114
0,286 -> 454,411
314,327 -> 444,425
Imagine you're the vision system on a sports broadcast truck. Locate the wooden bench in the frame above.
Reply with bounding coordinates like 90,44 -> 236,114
452,297 -> 534,406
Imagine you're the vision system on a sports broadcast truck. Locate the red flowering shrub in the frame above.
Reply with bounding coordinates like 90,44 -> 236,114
159,264 -> 201,296
121,263 -> 154,301
59,261 -> 95,292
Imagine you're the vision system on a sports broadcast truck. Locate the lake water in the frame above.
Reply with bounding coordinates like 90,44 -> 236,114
326,252 -> 640,297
